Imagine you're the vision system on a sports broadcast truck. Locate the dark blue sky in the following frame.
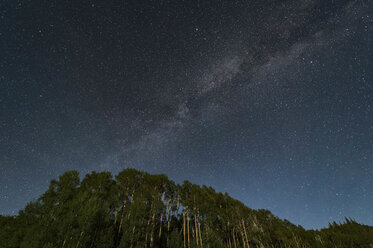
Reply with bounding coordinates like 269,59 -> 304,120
0,0 -> 372,229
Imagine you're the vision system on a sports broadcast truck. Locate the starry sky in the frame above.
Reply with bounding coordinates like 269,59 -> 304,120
1,0 -> 372,229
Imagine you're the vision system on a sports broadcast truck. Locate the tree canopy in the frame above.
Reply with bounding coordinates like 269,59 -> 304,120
1,169 -> 372,248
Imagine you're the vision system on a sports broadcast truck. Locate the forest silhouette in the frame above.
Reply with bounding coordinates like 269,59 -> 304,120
1,169 -> 372,248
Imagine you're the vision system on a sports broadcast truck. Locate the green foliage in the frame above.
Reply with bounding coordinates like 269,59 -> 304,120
1,169 -> 372,248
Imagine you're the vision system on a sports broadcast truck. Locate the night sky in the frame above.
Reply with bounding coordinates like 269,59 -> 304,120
1,0 -> 372,229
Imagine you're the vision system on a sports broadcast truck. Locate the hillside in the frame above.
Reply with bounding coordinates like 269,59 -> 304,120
1,169 -> 372,248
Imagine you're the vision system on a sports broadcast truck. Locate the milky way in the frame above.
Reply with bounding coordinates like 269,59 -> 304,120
1,0 -> 372,229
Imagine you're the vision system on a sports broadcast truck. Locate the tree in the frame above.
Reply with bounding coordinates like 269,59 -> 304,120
2,168 -> 373,248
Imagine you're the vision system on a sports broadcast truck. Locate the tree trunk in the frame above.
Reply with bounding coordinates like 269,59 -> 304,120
198,221 -> 203,248
242,219 -> 249,248
146,210 -> 154,248
114,208 -> 118,225
62,237 -> 67,248
239,227 -> 246,248
159,214 -> 163,238
187,211 -> 190,247
167,199 -> 171,232
232,228 -> 237,248
193,195 -> 199,247
183,211 -> 186,248
75,231 -> 84,248
194,210 -> 199,247
150,213 -> 155,248
130,225 -> 136,248
118,196 -> 128,232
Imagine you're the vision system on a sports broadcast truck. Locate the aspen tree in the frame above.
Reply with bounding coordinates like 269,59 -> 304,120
183,211 -> 186,248
118,188 -> 129,232
232,228 -> 238,248
198,220 -> 203,247
62,237 -> 67,248
167,199 -> 171,231
118,202 -> 126,230
114,207 -> 119,225
177,191 -> 180,210
75,231 -> 84,248
130,225 -> 136,248
242,219 -> 249,248
187,210 -> 190,247
158,191 -> 165,238
194,208 -> 199,246
150,212 -> 155,247
159,214 -> 163,238
239,227 -> 246,248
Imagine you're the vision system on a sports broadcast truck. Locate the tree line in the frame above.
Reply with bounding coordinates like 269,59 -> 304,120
1,168 -> 373,248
